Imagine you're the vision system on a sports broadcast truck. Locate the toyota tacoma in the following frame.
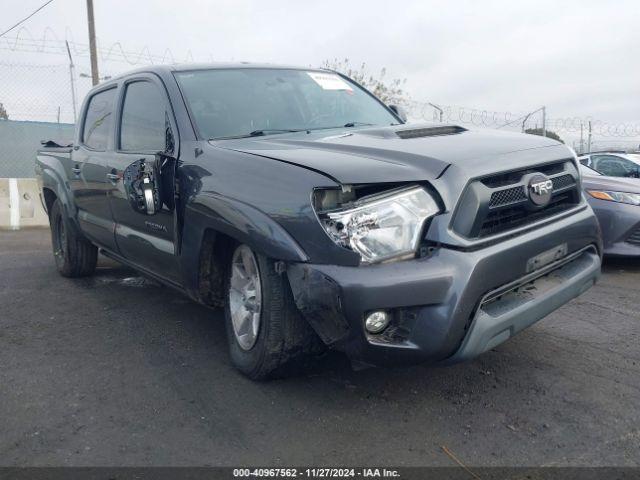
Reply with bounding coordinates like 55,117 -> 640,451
35,64 -> 602,379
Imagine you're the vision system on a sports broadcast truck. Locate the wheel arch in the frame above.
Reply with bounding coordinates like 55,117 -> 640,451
38,162 -> 76,222
180,194 -> 309,304
42,187 -> 58,216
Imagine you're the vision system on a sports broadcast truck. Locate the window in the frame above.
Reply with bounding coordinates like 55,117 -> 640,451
174,69 -> 399,140
82,88 -> 116,150
592,155 -> 640,178
120,81 -> 167,152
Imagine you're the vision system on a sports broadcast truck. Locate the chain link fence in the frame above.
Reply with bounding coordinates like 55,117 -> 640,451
0,59 -> 100,177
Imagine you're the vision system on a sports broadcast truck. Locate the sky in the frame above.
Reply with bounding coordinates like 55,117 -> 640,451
1,0 -> 639,146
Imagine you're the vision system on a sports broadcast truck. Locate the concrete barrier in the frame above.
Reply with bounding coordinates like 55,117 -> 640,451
0,178 -> 49,230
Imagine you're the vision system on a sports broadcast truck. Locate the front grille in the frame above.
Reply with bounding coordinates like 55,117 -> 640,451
481,162 -> 566,188
552,174 -> 576,190
490,186 -> 527,207
627,228 -> 640,246
479,192 -> 577,237
452,159 -> 582,239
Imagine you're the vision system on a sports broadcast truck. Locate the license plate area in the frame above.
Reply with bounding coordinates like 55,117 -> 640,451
526,243 -> 568,273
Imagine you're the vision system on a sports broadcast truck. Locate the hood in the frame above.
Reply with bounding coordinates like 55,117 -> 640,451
212,123 -> 566,184
582,173 -> 640,193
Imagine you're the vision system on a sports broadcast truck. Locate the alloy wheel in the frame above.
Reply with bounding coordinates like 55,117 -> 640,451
228,245 -> 262,351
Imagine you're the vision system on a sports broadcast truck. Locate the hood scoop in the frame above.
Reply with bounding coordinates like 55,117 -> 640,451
396,125 -> 466,139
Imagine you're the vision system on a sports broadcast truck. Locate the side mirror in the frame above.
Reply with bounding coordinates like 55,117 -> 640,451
123,156 -> 164,215
388,104 -> 408,123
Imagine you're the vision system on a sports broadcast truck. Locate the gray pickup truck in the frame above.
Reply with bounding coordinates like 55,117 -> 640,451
36,63 -> 602,379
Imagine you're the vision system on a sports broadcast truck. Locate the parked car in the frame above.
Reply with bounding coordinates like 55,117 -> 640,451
35,64 -> 602,379
578,152 -> 640,178
581,164 -> 640,256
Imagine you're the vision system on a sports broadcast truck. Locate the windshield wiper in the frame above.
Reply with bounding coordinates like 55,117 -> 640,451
304,122 -> 376,132
210,129 -> 304,140
248,129 -> 304,136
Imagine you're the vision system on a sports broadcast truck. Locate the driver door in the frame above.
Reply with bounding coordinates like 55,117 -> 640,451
107,75 -> 180,283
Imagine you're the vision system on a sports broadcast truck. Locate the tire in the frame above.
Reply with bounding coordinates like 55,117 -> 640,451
49,199 -> 98,277
224,244 -> 323,380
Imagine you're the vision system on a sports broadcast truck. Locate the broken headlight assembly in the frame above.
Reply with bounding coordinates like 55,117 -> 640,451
314,185 -> 440,264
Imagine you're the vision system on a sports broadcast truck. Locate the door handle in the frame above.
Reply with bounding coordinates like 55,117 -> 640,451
107,173 -> 120,184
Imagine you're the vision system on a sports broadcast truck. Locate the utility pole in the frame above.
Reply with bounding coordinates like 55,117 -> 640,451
541,106 -> 546,137
65,40 -> 77,121
580,122 -> 584,155
86,0 -> 99,86
587,120 -> 592,153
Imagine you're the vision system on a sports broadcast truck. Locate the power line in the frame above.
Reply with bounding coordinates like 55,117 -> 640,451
0,0 -> 55,38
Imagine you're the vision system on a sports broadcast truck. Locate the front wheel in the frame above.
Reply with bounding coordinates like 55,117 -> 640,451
224,244 -> 322,379
49,199 -> 98,277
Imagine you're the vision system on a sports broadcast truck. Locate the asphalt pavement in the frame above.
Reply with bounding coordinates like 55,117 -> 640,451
1,229 -> 638,467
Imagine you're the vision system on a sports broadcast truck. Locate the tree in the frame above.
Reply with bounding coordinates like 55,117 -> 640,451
525,127 -> 563,143
321,58 -> 409,106
0,102 -> 7,120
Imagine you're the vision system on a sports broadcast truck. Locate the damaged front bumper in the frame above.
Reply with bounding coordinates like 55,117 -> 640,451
287,206 -> 602,367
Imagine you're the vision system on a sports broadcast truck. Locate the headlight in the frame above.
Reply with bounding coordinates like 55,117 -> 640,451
316,186 -> 440,264
587,190 -> 640,206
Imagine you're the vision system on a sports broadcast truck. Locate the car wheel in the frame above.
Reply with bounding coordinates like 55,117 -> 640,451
224,244 -> 323,380
49,199 -> 98,277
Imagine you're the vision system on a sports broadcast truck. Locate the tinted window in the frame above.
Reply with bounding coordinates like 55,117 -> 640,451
82,88 -> 116,150
120,81 -> 167,152
592,155 -> 640,178
175,69 -> 399,140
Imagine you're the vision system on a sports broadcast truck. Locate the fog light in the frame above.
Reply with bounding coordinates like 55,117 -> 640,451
365,310 -> 390,334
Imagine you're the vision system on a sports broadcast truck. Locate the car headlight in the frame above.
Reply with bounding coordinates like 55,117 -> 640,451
587,190 -> 640,206
316,186 -> 440,264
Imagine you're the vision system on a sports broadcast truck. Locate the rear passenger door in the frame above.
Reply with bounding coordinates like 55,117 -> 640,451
107,75 -> 180,282
71,86 -> 118,250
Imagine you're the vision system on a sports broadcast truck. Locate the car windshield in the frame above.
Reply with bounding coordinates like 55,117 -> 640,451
174,68 -> 400,140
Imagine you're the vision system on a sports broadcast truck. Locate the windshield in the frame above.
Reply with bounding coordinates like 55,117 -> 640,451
174,68 -> 400,140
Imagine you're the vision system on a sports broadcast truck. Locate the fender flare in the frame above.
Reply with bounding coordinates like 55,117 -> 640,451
185,192 -> 308,261
180,192 -> 309,297
37,156 -> 76,222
